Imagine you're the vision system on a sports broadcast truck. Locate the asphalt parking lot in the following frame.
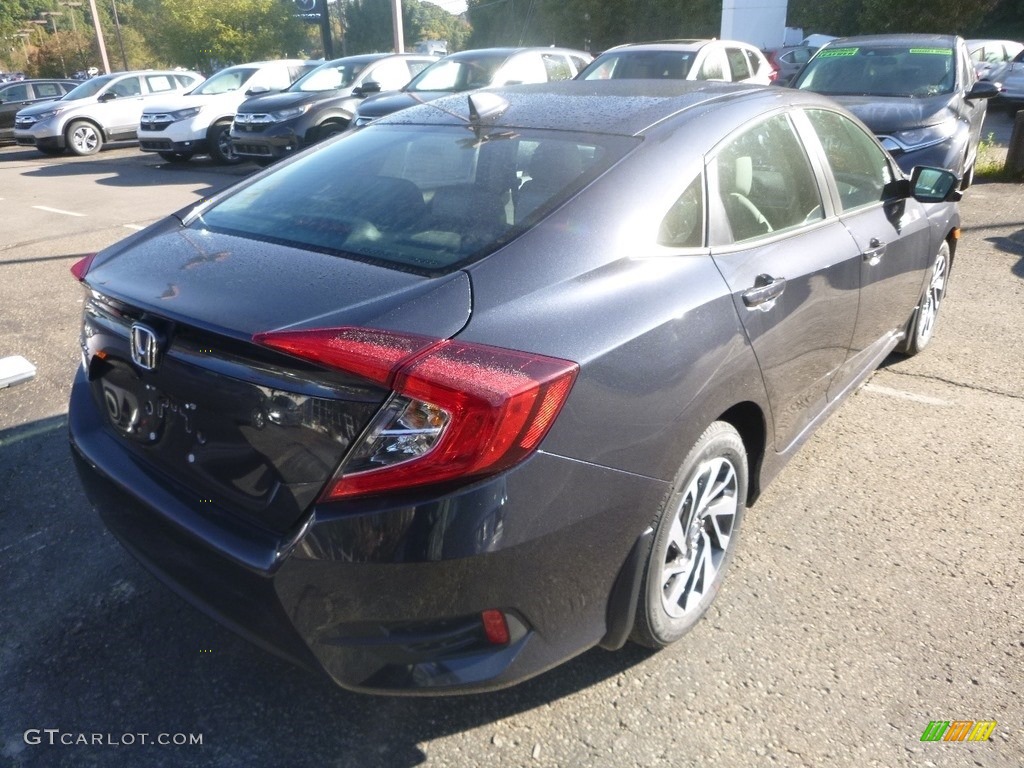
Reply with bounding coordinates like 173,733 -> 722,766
1,111 -> 1022,767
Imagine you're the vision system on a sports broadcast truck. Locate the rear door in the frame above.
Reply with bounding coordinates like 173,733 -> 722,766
708,111 -> 861,451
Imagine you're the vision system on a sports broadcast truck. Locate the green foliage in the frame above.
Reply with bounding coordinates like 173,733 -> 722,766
133,0 -> 310,71
465,0 -> 720,53
788,0 -> 1006,37
340,0 -> 469,55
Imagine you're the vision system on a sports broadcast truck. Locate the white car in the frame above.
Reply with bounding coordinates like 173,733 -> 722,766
13,69 -> 203,156
138,60 -> 316,164
967,38 -> 1023,82
577,39 -> 773,85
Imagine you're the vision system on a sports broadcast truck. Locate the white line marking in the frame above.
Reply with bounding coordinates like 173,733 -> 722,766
0,530 -> 45,555
33,205 -> 86,217
123,224 -> 145,231
861,383 -> 949,406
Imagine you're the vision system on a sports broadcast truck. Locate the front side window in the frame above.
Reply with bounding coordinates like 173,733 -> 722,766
295,61 -> 365,92
3,84 -> 29,101
714,113 -> 824,244
804,109 -> 892,211
192,68 -> 258,96
366,58 -> 415,90
110,77 -> 141,97
195,125 -> 635,273
542,54 -> 573,81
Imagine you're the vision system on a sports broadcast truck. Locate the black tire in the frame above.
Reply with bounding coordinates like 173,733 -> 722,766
316,120 -> 348,142
158,151 -> 193,163
896,239 -> 950,356
632,421 -> 748,648
65,120 -> 102,156
208,122 -> 240,165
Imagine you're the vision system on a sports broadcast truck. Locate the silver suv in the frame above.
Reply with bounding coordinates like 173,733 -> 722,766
13,69 -> 203,156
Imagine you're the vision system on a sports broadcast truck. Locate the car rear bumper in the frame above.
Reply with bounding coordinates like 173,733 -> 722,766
69,365 -> 664,694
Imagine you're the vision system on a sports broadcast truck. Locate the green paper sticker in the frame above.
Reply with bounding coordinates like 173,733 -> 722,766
909,48 -> 951,56
818,48 -> 858,58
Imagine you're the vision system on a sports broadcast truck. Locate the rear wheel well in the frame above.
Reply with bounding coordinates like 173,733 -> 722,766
717,401 -> 767,505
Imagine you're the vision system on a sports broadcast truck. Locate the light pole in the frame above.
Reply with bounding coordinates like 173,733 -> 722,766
85,0 -> 111,74
60,1 -> 87,71
41,12 -> 68,77
15,31 -> 31,69
110,0 -> 129,71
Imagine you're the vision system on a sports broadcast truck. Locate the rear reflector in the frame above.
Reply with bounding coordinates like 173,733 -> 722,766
481,609 -> 510,645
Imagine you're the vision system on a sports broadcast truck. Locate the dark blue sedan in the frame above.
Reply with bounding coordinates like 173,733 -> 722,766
69,80 -> 961,694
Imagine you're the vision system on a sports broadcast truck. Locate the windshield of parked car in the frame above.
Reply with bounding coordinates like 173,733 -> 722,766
194,124 -> 636,274
62,74 -> 116,100
404,55 -> 507,92
190,67 -> 259,95
579,51 -> 696,80
292,60 -> 367,92
794,45 -> 955,97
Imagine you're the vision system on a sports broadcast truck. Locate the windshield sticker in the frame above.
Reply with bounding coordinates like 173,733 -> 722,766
818,48 -> 858,58
909,48 -> 951,56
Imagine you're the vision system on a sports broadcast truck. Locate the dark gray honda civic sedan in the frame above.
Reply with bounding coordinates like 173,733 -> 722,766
69,80 -> 961,694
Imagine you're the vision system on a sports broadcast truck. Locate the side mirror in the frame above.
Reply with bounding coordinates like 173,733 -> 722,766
910,166 -> 962,203
355,80 -> 382,96
245,85 -> 271,96
98,91 -> 117,102
966,80 -> 1000,100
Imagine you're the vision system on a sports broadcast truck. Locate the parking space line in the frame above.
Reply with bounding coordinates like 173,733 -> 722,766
123,224 -> 145,231
33,205 -> 86,217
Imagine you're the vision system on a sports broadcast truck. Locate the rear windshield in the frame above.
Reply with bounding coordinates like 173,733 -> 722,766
794,45 -> 955,97
194,124 -> 637,274
580,51 -> 696,80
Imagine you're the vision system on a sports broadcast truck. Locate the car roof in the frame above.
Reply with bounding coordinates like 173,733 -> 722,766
824,34 -> 959,48
377,78 -> 835,137
443,47 -> 588,60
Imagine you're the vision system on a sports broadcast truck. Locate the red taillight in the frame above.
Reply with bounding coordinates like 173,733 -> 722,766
70,254 -> 97,281
254,327 -> 578,500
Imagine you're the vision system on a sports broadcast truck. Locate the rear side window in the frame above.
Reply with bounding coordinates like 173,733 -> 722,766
698,50 -> 726,81
145,75 -> 175,93
659,174 -> 704,248
804,109 -> 892,211
196,125 -> 635,274
726,48 -> 751,81
35,83 -> 63,97
542,54 -> 573,81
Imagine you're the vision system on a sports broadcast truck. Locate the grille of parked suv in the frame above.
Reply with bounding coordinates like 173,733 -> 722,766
139,139 -> 174,150
232,142 -> 272,156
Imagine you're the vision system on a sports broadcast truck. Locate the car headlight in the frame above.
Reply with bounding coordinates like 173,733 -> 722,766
168,106 -> 203,121
28,106 -> 65,123
881,121 -> 957,152
269,105 -> 310,122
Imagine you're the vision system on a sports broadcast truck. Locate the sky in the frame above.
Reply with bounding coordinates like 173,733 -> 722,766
424,0 -> 469,14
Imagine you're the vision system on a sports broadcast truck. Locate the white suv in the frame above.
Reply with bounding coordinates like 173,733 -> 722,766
139,60 -> 316,164
578,40 -> 773,85
13,69 -> 203,156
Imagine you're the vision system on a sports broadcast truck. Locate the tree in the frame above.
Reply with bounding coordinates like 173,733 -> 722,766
135,0 -> 310,72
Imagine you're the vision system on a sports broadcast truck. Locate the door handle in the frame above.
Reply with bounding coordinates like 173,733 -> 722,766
742,274 -> 786,310
862,237 -> 886,266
